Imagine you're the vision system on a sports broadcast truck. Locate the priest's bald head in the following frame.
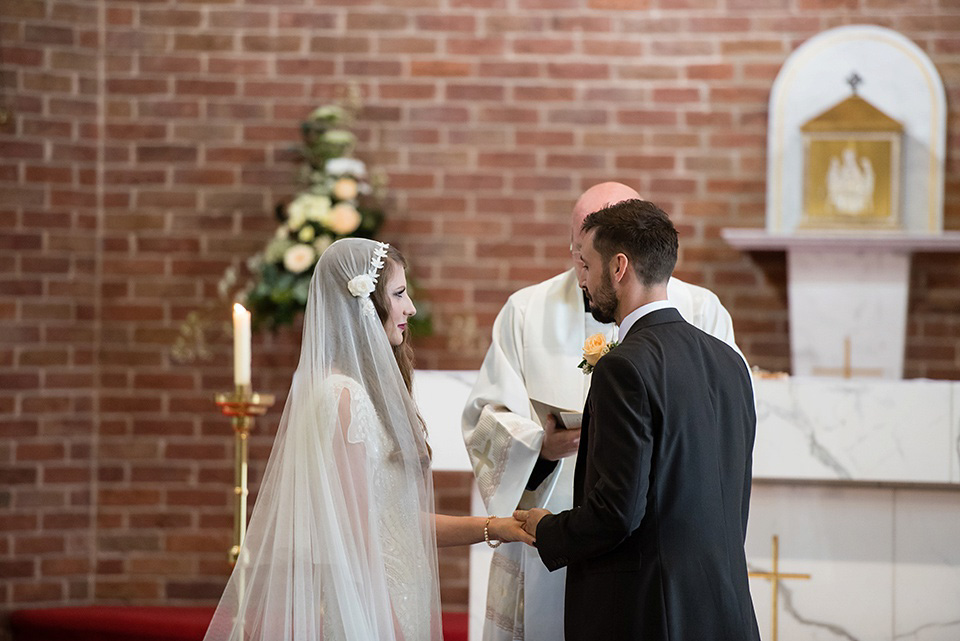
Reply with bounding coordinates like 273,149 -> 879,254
570,182 -> 642,288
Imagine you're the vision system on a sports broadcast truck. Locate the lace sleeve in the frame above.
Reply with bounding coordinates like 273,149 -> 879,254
327,374 -> 385,456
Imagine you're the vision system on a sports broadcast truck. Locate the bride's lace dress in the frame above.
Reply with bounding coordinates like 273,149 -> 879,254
325,374 -> 432,641
202,239 -> 441,641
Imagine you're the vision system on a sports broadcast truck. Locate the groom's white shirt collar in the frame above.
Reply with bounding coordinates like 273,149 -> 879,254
617,300 -> 676,340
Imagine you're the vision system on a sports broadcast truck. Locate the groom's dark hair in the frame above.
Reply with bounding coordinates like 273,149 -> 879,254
581,199 -> 678,286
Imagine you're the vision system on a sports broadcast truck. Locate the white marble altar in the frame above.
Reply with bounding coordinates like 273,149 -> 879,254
415,370 -> 960,640
747,485 -> 960,640
752,377 -> 957,484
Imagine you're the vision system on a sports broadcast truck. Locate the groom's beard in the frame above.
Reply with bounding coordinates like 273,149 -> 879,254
587,266 -> 618,325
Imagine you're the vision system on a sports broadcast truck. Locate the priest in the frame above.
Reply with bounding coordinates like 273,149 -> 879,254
462,182 -> 743,641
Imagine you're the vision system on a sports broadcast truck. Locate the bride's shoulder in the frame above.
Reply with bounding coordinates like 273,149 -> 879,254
325,372 -> 363,391
322,373 -> 374,408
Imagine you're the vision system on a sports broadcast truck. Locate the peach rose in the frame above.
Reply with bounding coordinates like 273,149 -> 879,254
282,244 -> 316,274
582,333 -> 610,367
333,177 -> 359,201
328,203 -> 362,235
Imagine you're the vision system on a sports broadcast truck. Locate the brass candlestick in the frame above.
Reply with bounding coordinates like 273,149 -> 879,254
215,384 -> 275,565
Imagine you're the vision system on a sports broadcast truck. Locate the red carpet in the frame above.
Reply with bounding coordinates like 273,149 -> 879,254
10,606 -> 469,641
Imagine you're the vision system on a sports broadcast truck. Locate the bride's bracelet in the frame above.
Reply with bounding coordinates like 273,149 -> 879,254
484,516 -> 502,548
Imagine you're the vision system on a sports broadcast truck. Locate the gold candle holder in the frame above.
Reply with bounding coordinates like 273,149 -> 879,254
215,384 -> 275,565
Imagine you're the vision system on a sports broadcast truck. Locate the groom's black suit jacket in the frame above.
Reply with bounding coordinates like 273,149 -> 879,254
536,307 -> 760,641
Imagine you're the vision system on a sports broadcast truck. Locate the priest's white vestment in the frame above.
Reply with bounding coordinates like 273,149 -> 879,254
462,268 -> 740,641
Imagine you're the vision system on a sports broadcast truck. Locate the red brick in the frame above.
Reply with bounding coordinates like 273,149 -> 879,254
211,9 -> 275,28
485,15 -> 546,32
94,580 -> 161,600
0,467 -> 38,485
409,106 -> 470,123
134,191 -> 197,209
0,141 -> 44,159
546,153 -> 606,170
478,61 -> 541,78
16,443 -> 66,462
547,63 -> 610,80
15,535 -> 66,555
140,8 -> 203,27
167,534 -> 227,553
588,0 -> 650,7
548,109 -> 608,125
13,583 -> 63,602
616,155 -> 676,170
173,33 -> 235,52
479,107 -> 538,124
477,152 -> 537,168
516,130 -> 575,146
583,39 -> 645,56
41,557 -> 91,576
513,86 -> 575,102
277,10 -> 336,29
24,25 -> 75,46
346,12 -> 408,29
0,373 -> 41,389
411,60 -> 473,77
0,514 -> 39,531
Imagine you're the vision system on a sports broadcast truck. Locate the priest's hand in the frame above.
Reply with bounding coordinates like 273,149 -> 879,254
514,508 -> 550,538
540,414 -> 580,461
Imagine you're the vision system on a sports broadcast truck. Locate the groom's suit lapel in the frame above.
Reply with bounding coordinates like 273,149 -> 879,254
578,307 -> 683,505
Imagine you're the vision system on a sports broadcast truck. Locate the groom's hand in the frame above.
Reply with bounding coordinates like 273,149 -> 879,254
540,414 -> 580,461
514,508 -> 550,537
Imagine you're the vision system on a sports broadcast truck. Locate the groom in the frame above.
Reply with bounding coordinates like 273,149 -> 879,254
516,200 -> 760,640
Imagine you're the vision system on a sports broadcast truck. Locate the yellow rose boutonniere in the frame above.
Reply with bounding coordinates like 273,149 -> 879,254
578,332 -> 618,374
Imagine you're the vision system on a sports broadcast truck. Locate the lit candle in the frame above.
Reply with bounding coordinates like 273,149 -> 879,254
233,303 -> 251,387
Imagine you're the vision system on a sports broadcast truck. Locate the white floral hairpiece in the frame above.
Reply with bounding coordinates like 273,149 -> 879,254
347,242 -> 389,316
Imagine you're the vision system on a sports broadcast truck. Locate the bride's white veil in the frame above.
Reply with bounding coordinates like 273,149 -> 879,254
204,238 -> 442,641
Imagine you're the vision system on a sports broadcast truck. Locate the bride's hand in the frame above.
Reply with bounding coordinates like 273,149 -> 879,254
489,517 -> 536,546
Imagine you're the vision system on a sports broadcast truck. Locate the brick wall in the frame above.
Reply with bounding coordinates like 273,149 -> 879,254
2,0 -> 959,628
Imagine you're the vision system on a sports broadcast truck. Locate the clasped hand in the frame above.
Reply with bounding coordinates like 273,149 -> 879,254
513,508 -> 551,539
487,516 -> 537,546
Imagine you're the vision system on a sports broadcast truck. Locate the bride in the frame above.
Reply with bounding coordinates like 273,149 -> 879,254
204,238 -> 533,641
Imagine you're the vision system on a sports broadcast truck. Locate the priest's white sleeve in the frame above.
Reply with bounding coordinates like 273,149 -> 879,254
462,296 -> 546,518
696,288 -> 737,347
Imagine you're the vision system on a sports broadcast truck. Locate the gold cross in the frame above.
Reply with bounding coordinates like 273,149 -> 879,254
748,535 -> 811,641
471,440 -> 494,475
811,336 -> 883,378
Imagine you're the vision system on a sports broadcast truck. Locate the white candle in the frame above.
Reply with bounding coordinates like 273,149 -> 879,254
233,303 -> 251,387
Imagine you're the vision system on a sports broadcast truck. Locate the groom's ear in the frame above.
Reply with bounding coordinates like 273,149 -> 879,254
612,253 -> 629,283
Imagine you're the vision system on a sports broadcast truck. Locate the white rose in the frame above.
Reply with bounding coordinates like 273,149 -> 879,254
347,274 -> 376,298
325,157 -> 367,178
287,205 -> 307,230
328,203 -> 362,235
304,195 -> 331,222
282,244 -> 316,274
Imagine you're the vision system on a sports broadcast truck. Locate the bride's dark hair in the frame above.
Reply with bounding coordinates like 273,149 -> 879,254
371,245 -> 417,393
371,244 -> 430,456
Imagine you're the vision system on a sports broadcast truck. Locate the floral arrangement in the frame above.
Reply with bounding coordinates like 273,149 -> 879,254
242,98 -> 385,330
173,91 -> 430,363
578,333 -> 618,374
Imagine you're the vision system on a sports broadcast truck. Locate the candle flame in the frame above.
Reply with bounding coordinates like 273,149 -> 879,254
234,303 -> 247,314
